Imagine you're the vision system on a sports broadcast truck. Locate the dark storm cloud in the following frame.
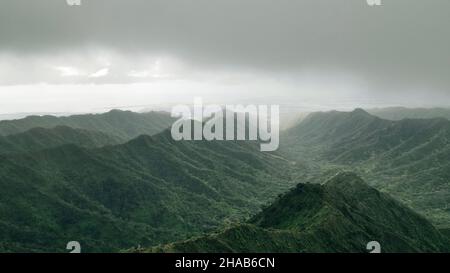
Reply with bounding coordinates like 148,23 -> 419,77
0,0 -> 450,92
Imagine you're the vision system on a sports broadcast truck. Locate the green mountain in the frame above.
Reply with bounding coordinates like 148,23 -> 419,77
144,173 -> 449,253
367,107 -> 450,121
0,110 -> 175,139
282,109 -> 450,227
440,228 -> 450,240
0,126 -> 123,155
0,129 -> 295,252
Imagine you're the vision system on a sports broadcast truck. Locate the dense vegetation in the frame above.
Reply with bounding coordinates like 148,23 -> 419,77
0,126 -> 123,154
0,108 -> 448,253
0,128 -> 296,252
144,173 -> 449,253
282,109 -> 450,227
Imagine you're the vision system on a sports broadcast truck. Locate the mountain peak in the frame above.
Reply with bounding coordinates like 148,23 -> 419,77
149,171 -> 450,253
105,109 -> 132,115
351,108 -> 371,116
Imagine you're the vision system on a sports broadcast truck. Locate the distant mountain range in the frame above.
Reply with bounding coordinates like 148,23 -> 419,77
0,110 -> 175,140
143,173 -> 449,253
367,107 -> 450,121
282,109 -> 450,227
0,112 -> 77,121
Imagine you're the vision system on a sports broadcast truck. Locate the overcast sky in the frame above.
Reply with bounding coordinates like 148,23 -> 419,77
0,0 -> 449,114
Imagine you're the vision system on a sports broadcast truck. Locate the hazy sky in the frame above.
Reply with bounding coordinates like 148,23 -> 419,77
0,0 -> 449,114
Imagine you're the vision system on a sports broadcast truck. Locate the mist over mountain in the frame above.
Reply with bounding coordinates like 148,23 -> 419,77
0,113 -> 77,121
367,107 -> 450,121
282,109 -> 450,227
0,107 -> 448,253
0,0 -> 449,256
144,173 -> 449,253
0,110 -> 175,139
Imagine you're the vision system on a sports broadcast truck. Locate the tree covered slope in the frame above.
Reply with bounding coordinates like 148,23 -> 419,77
281,109 -> 450,227
0,130 -> 296,252
0,126 -> 123,154
146,173 -> 449,253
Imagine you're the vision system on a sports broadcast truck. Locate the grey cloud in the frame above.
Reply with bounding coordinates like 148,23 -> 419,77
0,0 -> 450,94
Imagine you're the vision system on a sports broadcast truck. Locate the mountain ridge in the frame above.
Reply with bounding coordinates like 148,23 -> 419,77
0,128 -> 296,252
142,172 -> 449,253
0,109 -> 175,139
0,126 -> 123,155
367,107 -> 450,121
281,109 -> 450,227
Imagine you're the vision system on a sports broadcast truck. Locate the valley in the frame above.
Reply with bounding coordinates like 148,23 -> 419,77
281,109 -> 450,227
0,108 -> 449,252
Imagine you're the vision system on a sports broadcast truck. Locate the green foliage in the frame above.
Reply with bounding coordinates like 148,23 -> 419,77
282,109 -> 450,227
145,173 -> 450,253
0,130 -> 296,252
1,108 -> 449,253
0,126 -> 123,154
